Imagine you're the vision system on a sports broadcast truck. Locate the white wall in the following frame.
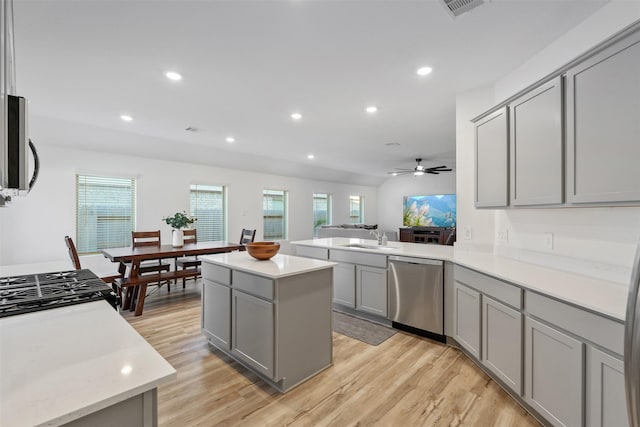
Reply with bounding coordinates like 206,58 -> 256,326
457,2 -> 640,284
377,171 -> 456,234
0,144 -> 377,269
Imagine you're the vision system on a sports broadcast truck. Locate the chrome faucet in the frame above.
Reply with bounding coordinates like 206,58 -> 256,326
370,229 -> 384,245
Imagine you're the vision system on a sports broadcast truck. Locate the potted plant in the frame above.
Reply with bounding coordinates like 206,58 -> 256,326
163,211 -> 196,247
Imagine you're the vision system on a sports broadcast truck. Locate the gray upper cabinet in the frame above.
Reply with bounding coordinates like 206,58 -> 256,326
475,107 -> 509,208
509,77 -> 563,206
566,30 -> 640,203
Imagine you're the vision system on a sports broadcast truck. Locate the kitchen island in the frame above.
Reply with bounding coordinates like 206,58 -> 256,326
0,300 -> 176,427
200,251 -> 335,392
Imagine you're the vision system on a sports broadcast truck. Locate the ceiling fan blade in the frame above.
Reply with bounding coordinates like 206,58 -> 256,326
426,171 -> 439,174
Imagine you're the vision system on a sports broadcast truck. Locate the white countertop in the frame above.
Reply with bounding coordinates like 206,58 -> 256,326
292,238 -> 628,322
0,301 -> 177,427
201,251 -> 336,279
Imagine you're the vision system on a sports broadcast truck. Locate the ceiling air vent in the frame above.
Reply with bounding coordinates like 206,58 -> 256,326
440,0 -> 484,18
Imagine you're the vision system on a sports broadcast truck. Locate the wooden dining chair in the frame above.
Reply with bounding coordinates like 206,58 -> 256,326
174,229 -> 200,289
131,231 -> 172,275
64,235 -> 124,287
239,228 -> 256,251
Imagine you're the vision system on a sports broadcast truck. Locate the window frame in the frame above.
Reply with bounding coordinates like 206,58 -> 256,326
349,195 -> 364,224
262,189 -> 288,241
75,173 -> 137,255
312,192 -> 332,237
190,183 -> 227,242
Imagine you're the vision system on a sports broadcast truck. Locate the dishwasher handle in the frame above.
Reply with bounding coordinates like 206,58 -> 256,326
388,255 -> 443,266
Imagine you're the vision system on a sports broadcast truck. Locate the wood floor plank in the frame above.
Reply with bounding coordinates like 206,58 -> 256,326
123,282 -> 541,427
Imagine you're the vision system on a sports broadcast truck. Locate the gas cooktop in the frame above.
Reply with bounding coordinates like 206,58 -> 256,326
0,269 -> 117,318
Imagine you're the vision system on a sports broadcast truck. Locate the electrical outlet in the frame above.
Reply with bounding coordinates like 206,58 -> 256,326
544,232 -> 553,250
496,229 -> 509,244
463,227 -> 472,240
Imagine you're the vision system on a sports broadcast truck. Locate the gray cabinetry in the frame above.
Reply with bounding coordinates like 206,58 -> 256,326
333,262 -> 356,307
525,316 -> 584,427
566,31 -> 640,203
231,289 -> 275,379
202,279 -> 231,351
586,346 -> 627,427
475,106 -> 509,208
356,265 -> 387,317
509,76 -> 563,206
453,282 -> 481,359
482,296 -> 522,394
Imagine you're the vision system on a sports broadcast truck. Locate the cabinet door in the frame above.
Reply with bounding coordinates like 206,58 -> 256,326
525,317 -> 584,427
475,106 -> 509,207
201,279 -> 231,351
509,77 -> 563,206
333,262 -> 356,307
566,31 -> 640,203
231,290 -> 275,379
453,282 -> 481,359
586,346 -> 627,427
356,265 -> 387,317
482,296 -> 522,394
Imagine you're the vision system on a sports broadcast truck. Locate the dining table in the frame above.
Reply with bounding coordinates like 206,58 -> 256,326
102,241 -> 243,315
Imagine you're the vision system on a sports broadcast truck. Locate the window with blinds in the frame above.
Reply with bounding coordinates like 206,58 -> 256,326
350,195 -> 364,223
313,193 -> 331,237
76,175 -> 136,254
263,189 -> 287,241
190,184 -> 225,241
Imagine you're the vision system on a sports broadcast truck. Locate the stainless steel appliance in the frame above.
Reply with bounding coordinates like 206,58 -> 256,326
625,242 -> 640,426
388,255 -> 444,340
1,0 -> 39,206
0,269 -> 118,317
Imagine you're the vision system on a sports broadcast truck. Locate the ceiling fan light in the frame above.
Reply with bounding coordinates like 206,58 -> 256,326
414,171 -> 424,176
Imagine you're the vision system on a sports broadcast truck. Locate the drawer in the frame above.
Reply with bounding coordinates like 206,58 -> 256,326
454,265 -> 522,309
232,270 -> 275,300
329,249 -> 387,268
525,291 -> 624,356
202,262 -> 231,286
295,245 -> 329,260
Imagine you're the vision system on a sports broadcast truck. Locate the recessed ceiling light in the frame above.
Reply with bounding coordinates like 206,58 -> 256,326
307,154 -> 315,159
392,172 -> 398,177
120,115 -> 133,122
225,137 -> 235,143
365,106 -> 378,114
291,112 -> 302,120
416,66 -> 433,76
165,71 -> 182,81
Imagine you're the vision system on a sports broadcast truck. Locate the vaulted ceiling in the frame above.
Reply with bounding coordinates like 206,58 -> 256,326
13,0 -> 605,185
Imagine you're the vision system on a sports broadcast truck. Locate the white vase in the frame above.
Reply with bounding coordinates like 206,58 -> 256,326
172,228 -> 184,247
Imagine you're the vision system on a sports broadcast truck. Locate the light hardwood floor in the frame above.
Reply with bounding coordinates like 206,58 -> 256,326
124,282 -> 540,427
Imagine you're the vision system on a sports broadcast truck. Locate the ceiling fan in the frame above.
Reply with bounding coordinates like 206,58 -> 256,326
388,158 -> 452,176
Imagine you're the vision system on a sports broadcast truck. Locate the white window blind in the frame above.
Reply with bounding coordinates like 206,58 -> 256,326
76,175 -> 136,254
263,189 -> 287,241
313,193 -> 331,236
350,195 -> 364,223
190,184 -> 225,241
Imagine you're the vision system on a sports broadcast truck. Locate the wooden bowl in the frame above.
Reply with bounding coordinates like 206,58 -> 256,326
246,242 -> 280,260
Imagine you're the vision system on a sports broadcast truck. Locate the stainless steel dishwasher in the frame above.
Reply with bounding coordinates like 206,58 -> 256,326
387,255 -> 444,340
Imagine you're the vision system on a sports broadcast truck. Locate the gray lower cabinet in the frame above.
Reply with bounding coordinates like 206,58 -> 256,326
202,279 -> 231,351
356,265 -> 387,316
333,262 -> 356,307
525,316 -> 584,427
231,289 -> 275,379
453,282 -> 481,359
482,296 -> 522,394
65,389 -> 157,427
586,346 -> 628,427
475,106 -> 509,208
566,30 -> 640,203
509,76 -> 563,206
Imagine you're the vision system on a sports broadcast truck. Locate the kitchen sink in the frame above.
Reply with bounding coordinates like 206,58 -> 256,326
341,243 -> 397,250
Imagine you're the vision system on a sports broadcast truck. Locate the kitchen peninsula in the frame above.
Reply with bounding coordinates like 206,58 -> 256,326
200,251 -> 335,392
